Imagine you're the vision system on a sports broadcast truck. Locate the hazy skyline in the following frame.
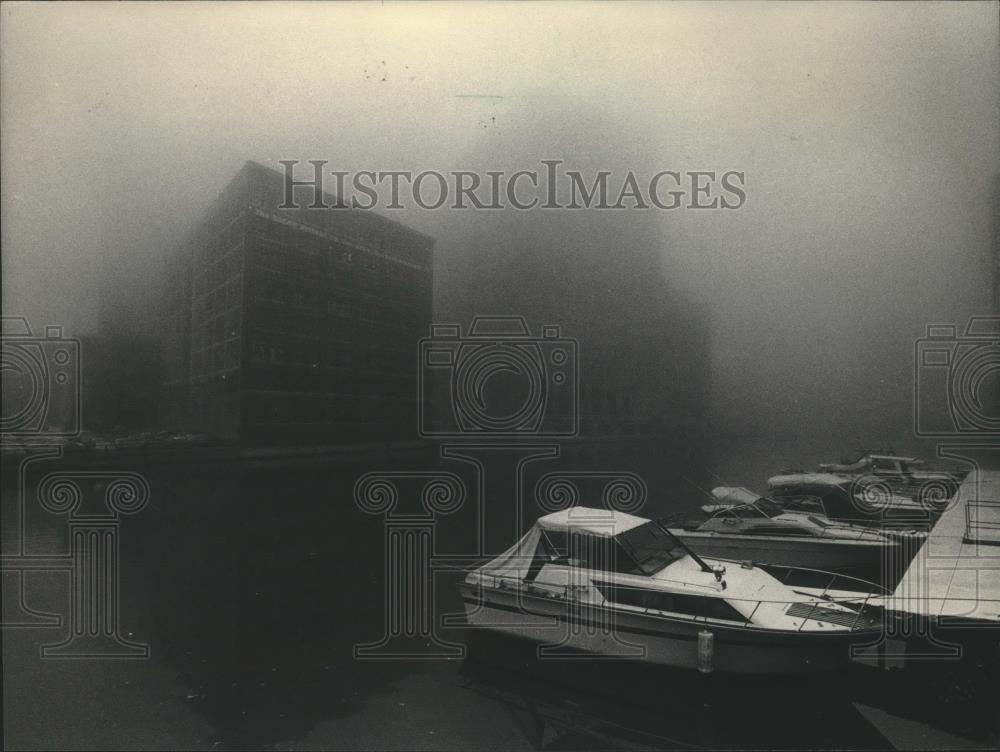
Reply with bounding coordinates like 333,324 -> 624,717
2,1 -> 997,447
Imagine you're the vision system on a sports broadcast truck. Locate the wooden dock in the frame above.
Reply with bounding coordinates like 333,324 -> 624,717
886,468 -> 1000,623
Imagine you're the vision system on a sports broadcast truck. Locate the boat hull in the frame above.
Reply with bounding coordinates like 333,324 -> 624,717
460,584 -> 878,674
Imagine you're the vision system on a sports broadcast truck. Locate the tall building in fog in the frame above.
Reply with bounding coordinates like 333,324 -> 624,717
162,162 -> 434,446
434,208 -> 713,503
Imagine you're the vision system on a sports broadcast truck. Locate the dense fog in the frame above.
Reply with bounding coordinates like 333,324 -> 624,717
3,2 -> 997,474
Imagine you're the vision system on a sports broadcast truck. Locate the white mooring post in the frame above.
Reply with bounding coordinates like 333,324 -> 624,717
698,629 -> 714,673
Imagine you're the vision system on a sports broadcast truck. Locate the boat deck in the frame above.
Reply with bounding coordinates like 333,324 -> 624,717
885,468 -> 1000,623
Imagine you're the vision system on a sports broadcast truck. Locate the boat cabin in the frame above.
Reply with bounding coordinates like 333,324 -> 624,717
819,452 -> 924,476
516,508 -> 690,582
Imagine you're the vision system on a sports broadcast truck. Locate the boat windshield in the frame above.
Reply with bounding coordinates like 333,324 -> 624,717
753,498 -> 784,518
724,500 -> 783,519
614,521 -> 687,575
781,495 -> 826,514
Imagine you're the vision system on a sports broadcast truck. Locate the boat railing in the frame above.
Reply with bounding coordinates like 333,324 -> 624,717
829,514 -> 932,530
823,517 -> 883,541
755,564 -> 885,631
764,563 -> 889,596
835,516 -> 927,541
964,499 -> 1000,545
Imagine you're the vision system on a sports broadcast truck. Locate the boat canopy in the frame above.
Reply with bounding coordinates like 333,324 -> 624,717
711,486 -> 765,506
537,507 -> 649,537
768,473 -> 850,489
479,507 -> 651,581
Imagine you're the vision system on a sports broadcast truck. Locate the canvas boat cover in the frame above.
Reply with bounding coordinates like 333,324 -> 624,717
479,507 -> 649,581
768,473 -> 851,489
711,486 -> 764,505
537,507 -> 649,536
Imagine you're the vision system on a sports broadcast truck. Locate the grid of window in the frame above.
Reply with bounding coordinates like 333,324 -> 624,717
190,215 -> 244,381
239,211 -> 429,443
168,164 -> 434,445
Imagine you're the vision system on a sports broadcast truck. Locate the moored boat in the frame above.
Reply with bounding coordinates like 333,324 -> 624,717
766,472 -> 932,522
816,451 -> 964,510
672,497 -> 924,579
461,507 -> 886,674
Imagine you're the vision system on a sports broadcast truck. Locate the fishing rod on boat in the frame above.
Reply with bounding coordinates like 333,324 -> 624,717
682,476 -> 715,502
707,469 -> 730,487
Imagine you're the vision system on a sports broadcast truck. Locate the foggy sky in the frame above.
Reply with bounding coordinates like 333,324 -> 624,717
2,1 -> 998,447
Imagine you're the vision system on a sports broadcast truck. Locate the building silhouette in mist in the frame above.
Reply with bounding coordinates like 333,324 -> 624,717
70,266 -> 162,435
434,214 -> 713,502
161,161 -> 433,446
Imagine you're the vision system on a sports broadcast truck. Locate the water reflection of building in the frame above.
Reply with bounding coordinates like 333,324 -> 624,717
161,162 -> 434,446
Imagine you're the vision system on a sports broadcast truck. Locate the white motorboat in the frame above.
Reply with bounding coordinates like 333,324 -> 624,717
766,472 -> 931,521
817,451 -> 964,508
461,507 -> 885,674
677,496 -> 924,577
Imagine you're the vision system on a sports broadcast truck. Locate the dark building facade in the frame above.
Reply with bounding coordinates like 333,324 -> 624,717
162,162 -> 434,446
